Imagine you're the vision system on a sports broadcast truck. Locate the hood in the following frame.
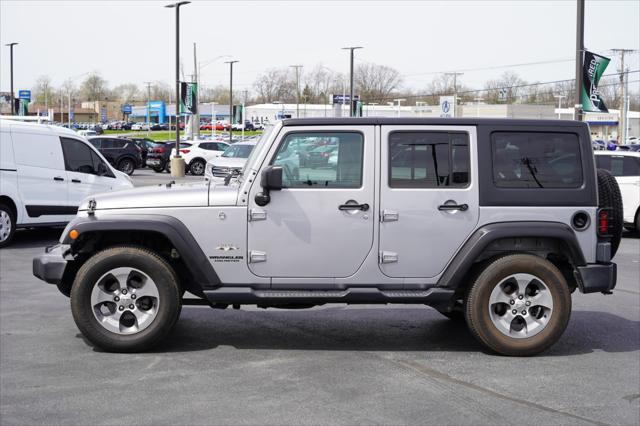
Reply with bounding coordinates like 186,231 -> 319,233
78,181 -> 211,211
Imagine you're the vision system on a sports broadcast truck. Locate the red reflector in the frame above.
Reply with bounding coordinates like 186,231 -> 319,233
180,149 -> 190,154
599,210 -> 608,235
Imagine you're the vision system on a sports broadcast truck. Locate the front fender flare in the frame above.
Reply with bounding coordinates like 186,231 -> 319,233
62,214 -> 220,290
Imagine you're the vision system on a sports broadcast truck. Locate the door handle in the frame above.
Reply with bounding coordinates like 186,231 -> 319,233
53,177 -> 64,182
438,203 -> 468,211
71,179 -> 81,183
338,203 -> 369,211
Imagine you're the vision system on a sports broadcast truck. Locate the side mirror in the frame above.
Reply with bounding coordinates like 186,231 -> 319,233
255,166 -> 283,207
261,166 -> 283,190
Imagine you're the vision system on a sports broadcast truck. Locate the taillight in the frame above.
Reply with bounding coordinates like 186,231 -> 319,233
180,149 -> 190,154
597,208 -> 612,237
156,147 -> 165,153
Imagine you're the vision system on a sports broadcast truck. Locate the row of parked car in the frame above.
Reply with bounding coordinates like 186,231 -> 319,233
592,136 -> 640,152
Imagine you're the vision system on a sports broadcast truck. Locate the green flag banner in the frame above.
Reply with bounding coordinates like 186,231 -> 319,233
180,82 -> 198,115
581,51 -> 610,113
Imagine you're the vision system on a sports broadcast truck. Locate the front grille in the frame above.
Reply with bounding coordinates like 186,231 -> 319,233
212,166 -> 241,177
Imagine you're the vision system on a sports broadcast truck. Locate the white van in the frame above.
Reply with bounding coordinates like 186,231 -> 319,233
0,120 -> 133,247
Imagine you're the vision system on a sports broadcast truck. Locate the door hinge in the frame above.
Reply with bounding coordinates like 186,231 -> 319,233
379,251 -> 399,264
249,209 -> 267,221
380,210 -> 399,222
249,250 -> 267,263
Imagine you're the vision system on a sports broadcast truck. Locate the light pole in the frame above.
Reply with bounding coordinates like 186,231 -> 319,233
342,46 -> 363,117
290,65 -> 303,118
144,81 -> 152,136
225,60 -> 238,140
165,0 -> 190,178
211,101 -> 217,138
554,95 -> 566,119
5,42 -> 18,115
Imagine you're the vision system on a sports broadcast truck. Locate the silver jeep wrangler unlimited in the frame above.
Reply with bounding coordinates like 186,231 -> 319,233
33,118 -> 622,356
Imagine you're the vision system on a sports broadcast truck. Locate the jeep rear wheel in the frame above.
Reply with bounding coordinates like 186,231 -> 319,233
465,254 -> 571,356
70,246 -> 182,352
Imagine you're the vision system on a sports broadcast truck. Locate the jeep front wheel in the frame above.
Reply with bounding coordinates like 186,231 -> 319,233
70,246 -> 182,352
465,254 -> 571,356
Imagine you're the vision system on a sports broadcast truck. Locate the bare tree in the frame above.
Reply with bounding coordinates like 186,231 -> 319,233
113,83 -> 140,104
253,68 -> 296,103
483,71 -> 526,104
355,63 -> 403,103
32,75 -> 55,106
79,72 -> 109,101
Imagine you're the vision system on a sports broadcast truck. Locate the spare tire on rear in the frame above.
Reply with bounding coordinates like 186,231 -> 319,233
597,168 -> 623,258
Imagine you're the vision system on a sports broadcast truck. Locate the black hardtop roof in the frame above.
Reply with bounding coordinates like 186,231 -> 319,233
282,117 -> 587,128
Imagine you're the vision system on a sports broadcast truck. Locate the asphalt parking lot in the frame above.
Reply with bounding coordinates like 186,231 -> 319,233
1,169 -> 638,425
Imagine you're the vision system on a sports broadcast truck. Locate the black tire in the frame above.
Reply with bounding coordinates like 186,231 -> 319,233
0,202 -> 16,248
189,159 -> 206,176
152,162 -> 165,173
465,254 -> 572,356
117,158 -> 135,176
597,168 -> 623,257
70,246 -> 182,352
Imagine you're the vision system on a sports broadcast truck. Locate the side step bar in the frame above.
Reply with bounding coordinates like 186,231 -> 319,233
203,287 -> 455,306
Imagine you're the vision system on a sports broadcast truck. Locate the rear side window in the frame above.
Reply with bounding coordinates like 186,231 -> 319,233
388,132 -> 470,188
491,132 -> 582,188
101,139 -> 125,149
595,155 -> 640,177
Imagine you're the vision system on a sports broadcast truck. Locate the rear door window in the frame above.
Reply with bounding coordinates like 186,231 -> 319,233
491,132 -> 582,188
388,132 -> 470,188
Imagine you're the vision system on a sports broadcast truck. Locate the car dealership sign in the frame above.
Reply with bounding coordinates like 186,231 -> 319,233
439,96 -> 455,118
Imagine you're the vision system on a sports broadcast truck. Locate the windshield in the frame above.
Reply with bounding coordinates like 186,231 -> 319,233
241,125 -> 274,166
222,144 -> 255,158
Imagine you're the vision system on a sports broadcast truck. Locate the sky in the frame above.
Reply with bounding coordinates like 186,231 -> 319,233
1,0 -> 639,95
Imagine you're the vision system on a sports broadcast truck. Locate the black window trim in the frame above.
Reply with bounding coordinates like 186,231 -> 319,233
477,124 -> 597,207
269,130 -> 366,189
387,130 -> 471,189
490,130 -> 584,189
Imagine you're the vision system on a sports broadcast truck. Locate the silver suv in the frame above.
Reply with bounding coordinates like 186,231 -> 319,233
33,118 -> 622,355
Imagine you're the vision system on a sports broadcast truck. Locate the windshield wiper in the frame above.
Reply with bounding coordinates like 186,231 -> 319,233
521,157 -> 544,188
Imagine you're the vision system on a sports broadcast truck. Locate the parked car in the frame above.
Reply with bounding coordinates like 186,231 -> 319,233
128,137 -> 156,168
146,141 -> 192,173
168,141 -> 230,176
594,151 -> 640,232
204,140 -> 258,179
87,136 -> 142,175
131,122 -> 150,131
231,120 -> 255,131
77,129 -> 98,138
616,143 -> 640,152
0,119 -> 132,247
33,118 -> 621,356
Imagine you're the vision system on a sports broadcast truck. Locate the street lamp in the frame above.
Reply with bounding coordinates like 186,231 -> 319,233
5,42 -> 18,115
225,60 -> 238,140
342,46 -> 363,117
474,97 -> 484,117
290,65 -> 303,118
165,0 -> 190,178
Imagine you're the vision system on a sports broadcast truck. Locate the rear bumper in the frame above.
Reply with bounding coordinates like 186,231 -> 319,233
576,262 -> 617,294
32,244 -> 69,285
